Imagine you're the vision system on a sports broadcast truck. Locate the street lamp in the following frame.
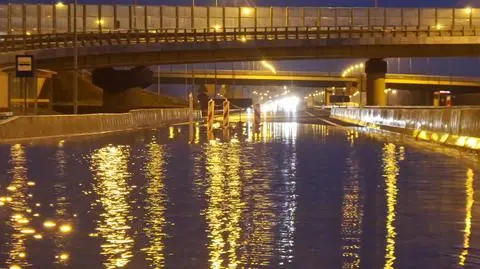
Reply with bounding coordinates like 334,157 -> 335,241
73,0 -> 78,114
465,6 -> 473,15
384,88 -> 397,105
261,60 -> 276,74
342,62 -> 364,77
242,7 -> 253,16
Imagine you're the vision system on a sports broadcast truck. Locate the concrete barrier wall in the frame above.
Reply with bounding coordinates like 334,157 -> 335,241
0,108 -> 202,141
331,107 -> 480,149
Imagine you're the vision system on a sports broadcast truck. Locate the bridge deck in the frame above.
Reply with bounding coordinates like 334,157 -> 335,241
153,69 -> 480,91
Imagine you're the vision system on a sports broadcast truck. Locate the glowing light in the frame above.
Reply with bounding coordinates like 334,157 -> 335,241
382,143 -> 399,269
213,24 -> 221,31
465,7 -> 473,14
7,186 -> 17,192
26,31 -> 31,36
18,252 -> 26,258
240,36 -> 247,42
342,62 -> 365,77
59,253 -> 69,261
456,136 -> 467,147
55,1 -> 65,8
261,60 -> 276,74
91,145 -> 134,269
33,234 -> 43,239
10,265 -> 21,269
59,224 -> 72,234
466,137 -> 478,149
435,24 -> 443,30
96,19 -> 104,25
143,141 -> 167,268
26,181 -> 35,186
17,218 -> 29,224
58,139 -> 65,147
20,228 -> 35,234
261,96 -> 300,112
43,220 -> 56,228
459,169 -> 474,266
242,7 -> 253,16
440,133 -> 449,143
12,214 -> 23,220
169,126 -> 174,139
392,90 -> 397,94
205,137 -> 243,268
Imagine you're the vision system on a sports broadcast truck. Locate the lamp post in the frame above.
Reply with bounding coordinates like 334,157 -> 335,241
73,0 -> 78,114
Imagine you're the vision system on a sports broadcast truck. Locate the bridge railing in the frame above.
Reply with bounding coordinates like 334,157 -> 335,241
0,4 -> 478,35
1,25 -> 479,52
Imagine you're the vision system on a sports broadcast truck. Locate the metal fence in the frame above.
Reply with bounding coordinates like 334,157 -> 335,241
2,25 -> 480,52
0,4 -> 478,35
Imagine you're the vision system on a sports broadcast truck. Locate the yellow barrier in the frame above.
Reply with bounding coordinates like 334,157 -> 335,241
331,107 -> 480,151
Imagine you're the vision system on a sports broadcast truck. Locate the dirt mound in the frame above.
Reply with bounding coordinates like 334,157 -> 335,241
103,87 -> 188,112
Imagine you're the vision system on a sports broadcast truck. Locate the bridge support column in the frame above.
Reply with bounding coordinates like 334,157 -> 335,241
324,88 -> 331,106
365,58 -> 387,106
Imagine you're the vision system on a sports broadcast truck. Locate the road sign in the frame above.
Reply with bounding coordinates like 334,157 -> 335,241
16,55 -> 34,77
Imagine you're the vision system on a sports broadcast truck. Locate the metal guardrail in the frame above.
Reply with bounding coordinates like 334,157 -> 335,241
1,25 -> 479,52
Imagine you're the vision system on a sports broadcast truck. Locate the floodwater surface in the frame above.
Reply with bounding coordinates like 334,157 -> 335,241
0,121 -> 479,269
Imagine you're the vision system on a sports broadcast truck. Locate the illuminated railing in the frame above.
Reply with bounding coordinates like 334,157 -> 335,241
0,4 -> 478,35
331,106 -> 480,149
1,25 -> 480,52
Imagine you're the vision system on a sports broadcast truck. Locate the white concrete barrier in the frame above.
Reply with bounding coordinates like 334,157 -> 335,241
331,106 -> 480,150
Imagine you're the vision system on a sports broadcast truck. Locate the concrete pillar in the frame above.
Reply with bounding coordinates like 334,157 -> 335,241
324,88 -> 331,106
365,58 -> 387,106
0,71 -> 8,111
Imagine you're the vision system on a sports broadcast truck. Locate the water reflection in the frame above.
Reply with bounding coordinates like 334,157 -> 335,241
53,142 -> 72,266
458,168 -> 475,266
142,139 -> 167,269
205,140 -> 244,268
1,122 -> 480,269
5,144 -> 31,269
382,143 -> 400,269
277,126 -> 297,266
90,145 -> 134,269
239,147 -> 275,268
341,148 -> 363,269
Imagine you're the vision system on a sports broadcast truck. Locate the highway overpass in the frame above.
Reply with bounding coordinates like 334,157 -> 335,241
1,5 -> 480,69
155,69 -> 480,92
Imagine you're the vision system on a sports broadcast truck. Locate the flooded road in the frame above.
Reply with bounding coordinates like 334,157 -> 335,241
0,112 -> 479,269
